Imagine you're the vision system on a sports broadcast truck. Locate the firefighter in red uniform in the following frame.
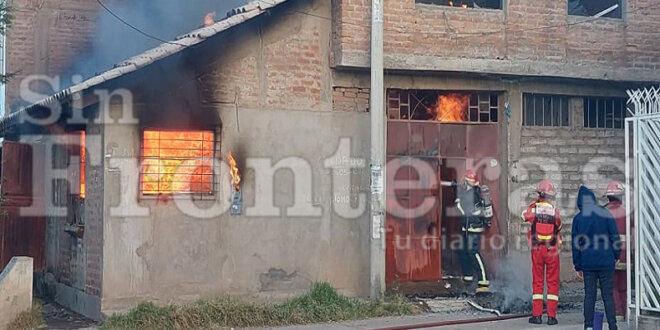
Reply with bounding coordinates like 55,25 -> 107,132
604,181 -> 629,321
455,170 -> 492,294
522,180 -> 562,325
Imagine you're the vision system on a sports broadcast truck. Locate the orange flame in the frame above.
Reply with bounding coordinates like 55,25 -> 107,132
227,152 -> 241,191
430,93 -> 468,122
141,130 -> 214,195
204,12 -> 215,26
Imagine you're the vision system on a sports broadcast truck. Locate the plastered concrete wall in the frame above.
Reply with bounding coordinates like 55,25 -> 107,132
333,0 -> 660,81
0,257 -> 33,329
99,0 -> 371,313
101,108 -> 370,312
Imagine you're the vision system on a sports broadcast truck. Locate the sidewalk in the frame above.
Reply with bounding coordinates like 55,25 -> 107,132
275,312 -> 629,330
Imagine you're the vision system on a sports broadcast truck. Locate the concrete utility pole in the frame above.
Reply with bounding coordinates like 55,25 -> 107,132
369,0 -> 385,299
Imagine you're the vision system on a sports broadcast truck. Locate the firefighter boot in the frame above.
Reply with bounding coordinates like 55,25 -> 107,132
547,317 -> 558,325
528,316 -> 542,324
475,286 -> 490,294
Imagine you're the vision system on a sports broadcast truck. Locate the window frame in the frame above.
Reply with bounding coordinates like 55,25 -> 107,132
582,96 -> 627,130
66,130 -> 86,199
567,0 -> 623,19
522,94 -> 570,128
139,128 -> 218,198
387,89 -> 500,124
415,0 -> 504,11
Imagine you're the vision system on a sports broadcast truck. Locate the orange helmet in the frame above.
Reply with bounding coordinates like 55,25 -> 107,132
537,179 -> 556,198
605,181 -> 624,196
464,169 -> 479,187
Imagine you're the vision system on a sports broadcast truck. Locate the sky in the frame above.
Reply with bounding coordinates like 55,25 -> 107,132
63,0 -> 250,83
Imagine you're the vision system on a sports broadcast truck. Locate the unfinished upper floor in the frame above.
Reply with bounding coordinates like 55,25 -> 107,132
332,0 -> 660,82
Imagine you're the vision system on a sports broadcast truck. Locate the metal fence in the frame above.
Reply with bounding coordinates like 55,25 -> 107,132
627,86 -> 660,324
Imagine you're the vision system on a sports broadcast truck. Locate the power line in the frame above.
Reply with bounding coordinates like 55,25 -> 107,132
95,0 -> 184,47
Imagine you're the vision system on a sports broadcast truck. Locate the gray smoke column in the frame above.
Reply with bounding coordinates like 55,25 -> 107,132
62,0 -> 249,84
490,251 -> 533,313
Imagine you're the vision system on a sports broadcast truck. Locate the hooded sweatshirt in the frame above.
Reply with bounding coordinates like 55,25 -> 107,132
572,186 -> 621,271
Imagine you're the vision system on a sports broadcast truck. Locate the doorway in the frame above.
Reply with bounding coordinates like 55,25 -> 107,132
385,89 -> 502,291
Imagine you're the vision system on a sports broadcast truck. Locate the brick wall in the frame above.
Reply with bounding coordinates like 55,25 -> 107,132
335,0 -> 660,70
511,96 -> 625,281
333,87 -> 370,112
200,3 -> 327,111
515,97 -> 625,246
5,0 -> 100,111
45,123 -> 104,297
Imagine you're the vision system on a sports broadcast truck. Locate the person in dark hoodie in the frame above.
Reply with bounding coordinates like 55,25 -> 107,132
572,186 -> 621,330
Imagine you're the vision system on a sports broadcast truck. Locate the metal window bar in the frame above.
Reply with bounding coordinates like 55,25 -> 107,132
139,130 -> 216,195
626,86 -> 660,329
523,94 -> 569,127
388,90 -> 401,119
584,97 -> 627,129
388,89 -> 498,123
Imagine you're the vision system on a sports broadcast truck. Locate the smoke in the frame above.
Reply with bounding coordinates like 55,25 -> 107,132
490,252 -> 533,313
61,0 -> 249,85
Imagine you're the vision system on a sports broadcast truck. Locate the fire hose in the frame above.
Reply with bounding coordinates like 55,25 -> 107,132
467,299 -> 502,316
375,312 -> 533,330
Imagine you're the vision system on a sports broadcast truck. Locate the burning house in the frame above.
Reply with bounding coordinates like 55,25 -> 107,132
0,0 -> 658,321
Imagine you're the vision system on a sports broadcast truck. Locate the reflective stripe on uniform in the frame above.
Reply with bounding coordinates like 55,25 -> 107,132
456,200 -> 465,216
478,280 -> 490,286
467,227 -> 484,233
475,253 -> 488,283
619,234 -> 627,242
537,234 -> 552,240
547,294 -> 559,301
463,276 -> 474,281
616,262 -> 627,270
532,294 -> 544,300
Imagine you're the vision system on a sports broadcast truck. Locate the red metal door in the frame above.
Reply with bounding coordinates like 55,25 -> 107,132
386,121 -> 501,285
0,141 -> 45,270
386,121 -> 442,284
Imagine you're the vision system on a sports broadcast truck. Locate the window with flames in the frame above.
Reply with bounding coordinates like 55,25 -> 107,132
140,130 -> 215,195
387,89 -> 499,123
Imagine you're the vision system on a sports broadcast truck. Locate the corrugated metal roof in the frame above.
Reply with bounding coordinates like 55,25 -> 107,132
0,0 -> 289,137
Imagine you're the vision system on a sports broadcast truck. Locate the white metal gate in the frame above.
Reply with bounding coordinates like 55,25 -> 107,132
627,86 -> 660,323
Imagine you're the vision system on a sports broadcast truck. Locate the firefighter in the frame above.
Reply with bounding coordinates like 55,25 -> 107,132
522,180 -> 562,325
455,169 -> 492,293
604,181 -> 629,321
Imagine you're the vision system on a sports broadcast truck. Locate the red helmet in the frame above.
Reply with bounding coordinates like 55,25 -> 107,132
605,181 -> 624,196
464,169 -> 479,187
537,179 -> 556,198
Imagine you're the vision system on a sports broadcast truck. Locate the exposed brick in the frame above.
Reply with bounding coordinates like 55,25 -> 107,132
518,126 -> 626,244
335,0 -> 660,71
5,0 -> 100,111
332,87 -> 370,112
